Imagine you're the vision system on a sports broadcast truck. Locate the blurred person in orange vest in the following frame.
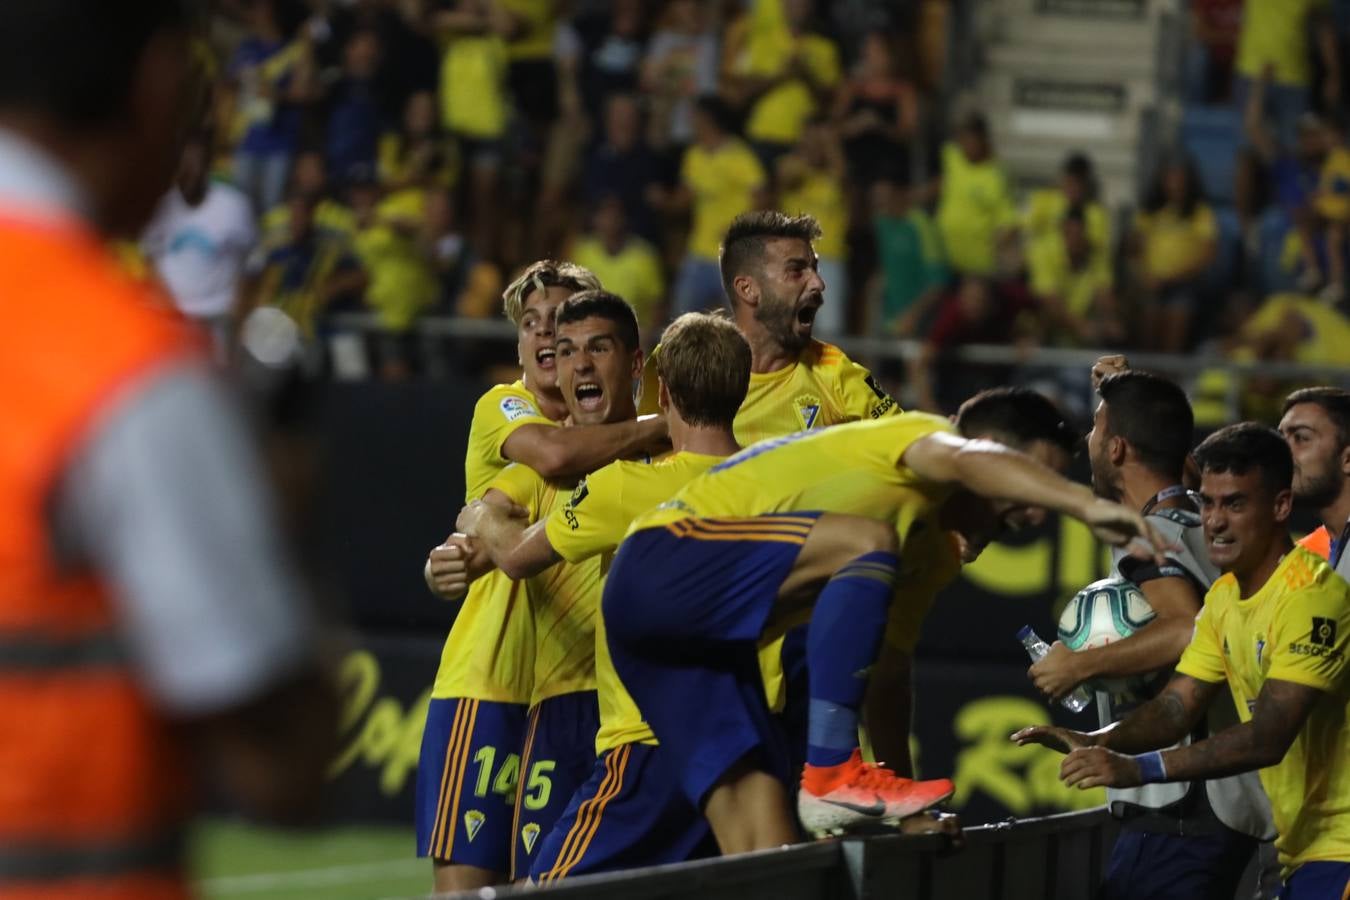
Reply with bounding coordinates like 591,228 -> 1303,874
0,2 -> 335,898
1279,387 -> 1350,583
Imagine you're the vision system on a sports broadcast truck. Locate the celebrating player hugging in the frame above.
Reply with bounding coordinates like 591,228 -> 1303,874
416,213 -> 1350,899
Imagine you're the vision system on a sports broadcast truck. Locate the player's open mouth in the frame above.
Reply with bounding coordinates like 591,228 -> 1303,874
1209,535 -> 1235,551
574,382 -> 604,412
536,348 -> 556,370
796,297 -> 822,327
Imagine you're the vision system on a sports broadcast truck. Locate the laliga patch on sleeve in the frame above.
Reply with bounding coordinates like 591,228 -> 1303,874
500,395 -> 539,422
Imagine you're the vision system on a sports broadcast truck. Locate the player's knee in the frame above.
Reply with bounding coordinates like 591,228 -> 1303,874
851,518 -> 899,557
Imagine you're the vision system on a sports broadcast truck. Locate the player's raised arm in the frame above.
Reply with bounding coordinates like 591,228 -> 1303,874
500,414 -> 668,481
901,431 -> 1170,560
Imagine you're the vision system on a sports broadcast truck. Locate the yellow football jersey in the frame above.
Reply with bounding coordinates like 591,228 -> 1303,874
638,340 -> 898,446
1176,546 -> 1350,873
464,381 -> 556,502
632,413 -> 958,706
545,451 -> 728,753
431,380 -> 556,703
491,463 -> 604,706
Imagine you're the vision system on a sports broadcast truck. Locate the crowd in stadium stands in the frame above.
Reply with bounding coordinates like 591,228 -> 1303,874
141,0 -> 1350,406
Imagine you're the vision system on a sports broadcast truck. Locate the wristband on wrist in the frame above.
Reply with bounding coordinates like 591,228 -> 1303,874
1134,750 -> 1167,784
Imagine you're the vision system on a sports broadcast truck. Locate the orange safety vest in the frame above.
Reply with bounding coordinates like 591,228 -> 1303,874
1299,525 -> 1332,561
0,213 -> 201,899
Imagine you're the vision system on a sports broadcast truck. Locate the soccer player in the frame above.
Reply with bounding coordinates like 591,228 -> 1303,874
639,210 -> 896,446
415,263 -> 667,893
461,311 -> 749,878
1014,424 -> 1350,899
640,209 -> 903,770
463,290 -> 648,881
604,402 -> 1169,854
1026,371 -> 1274,899
1279,387 -> 1350,580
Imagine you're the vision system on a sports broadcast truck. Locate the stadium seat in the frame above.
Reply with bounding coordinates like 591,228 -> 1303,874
1180,106 -> 1241,207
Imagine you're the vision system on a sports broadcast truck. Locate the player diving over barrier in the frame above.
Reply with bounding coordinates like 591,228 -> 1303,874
601,398 -> 1171,855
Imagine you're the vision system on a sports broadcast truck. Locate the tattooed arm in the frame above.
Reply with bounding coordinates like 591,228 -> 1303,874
1097,674 -> 1223,753
1059,679 -> 1321,790
1013,673 -> 1219,754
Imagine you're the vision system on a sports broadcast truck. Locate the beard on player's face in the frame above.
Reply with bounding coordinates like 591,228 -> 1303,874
753,280 -> 818,353
1292,451 -> 1344,509
1088,442 -> 1122,502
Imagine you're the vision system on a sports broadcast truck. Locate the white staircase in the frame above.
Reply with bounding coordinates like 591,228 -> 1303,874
966,0 -> 1183,211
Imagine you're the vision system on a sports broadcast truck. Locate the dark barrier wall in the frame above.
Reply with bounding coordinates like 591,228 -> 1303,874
315,380 -> 1117,824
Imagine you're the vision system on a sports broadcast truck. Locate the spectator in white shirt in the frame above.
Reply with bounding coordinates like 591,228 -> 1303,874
143,128 -> 258,360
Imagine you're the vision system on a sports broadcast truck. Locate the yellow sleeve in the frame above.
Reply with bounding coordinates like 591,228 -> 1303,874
486,463 -> 544,520
734,145 -> 768,191
637,346 -> 662,416
834,355 -> 900,421
472,384 -> 555,465
679,148 -> 698,188
545,466 -> 626,564
1175,600 -> 1228,684
1265,579 -> 1350,691
993,169 -> 1018,228
1029,249 -> 1064,297
808,37 -> 841,86
1194,205 -> 1218,241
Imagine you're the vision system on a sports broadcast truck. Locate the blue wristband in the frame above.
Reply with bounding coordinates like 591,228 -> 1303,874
1134,750 -> 1167,784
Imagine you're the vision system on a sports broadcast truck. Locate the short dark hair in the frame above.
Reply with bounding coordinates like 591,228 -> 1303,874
555,290 -> 641,353
1282,386 -> 1350,446
1193,423 -> 1293,495
1097,371 -> 1195,476
0,1 -> 202,127
955,387 -> 1082,457
719,211 -> 823,301
657,313 -> 751,428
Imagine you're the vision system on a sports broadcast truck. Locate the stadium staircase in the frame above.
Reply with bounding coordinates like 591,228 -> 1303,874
964,0 -> 1185,209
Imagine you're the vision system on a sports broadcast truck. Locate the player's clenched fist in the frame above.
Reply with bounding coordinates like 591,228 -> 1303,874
1089,354 -> 1129,391
424,534 -> 476,601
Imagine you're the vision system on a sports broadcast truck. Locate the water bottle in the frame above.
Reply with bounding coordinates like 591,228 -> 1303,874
1017,625 -> 1093,713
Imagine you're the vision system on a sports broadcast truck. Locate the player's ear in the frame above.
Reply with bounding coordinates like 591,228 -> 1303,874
630,347 -> 644,380
1272,487 -> 1293,523
733,273 -> 758,307
1340,443 -> 1350,477
1109,435 -> 1128,466
657,376 -> 671,412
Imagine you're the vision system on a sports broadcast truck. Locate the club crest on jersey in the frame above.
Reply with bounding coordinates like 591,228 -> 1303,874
795,394 -> 822,430
464,809 -> 486,842
500,396 -> 538,422
521,822 -> 541,854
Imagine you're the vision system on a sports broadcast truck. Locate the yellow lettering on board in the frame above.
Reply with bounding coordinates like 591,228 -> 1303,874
951,696 -> 1104,814
327,649 -> 431,797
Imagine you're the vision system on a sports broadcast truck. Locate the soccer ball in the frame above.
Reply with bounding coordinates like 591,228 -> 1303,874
1057,576 -> 1156,697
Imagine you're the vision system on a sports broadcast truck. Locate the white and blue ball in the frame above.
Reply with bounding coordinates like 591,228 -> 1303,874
1057,576 -> 1156,697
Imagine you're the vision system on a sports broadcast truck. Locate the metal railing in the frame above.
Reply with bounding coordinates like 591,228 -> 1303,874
418,809 -> 1121,900
328,312 -> 1350,383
